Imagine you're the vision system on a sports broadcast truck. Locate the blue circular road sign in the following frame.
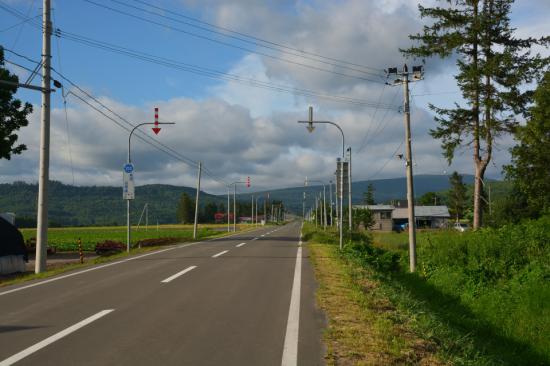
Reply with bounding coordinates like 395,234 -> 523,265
123,163 -> 134,174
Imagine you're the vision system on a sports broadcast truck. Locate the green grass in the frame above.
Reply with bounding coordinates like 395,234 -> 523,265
305,219 -> 550,365
370,219 -> 550,365
20,224 -> 253,251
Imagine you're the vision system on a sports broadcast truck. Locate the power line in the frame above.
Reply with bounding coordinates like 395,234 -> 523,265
365,140 -> 404,181
0,4 -> 396,109
109,0 -> 384,77
130,0 -> 384,73
83,0 -> 386,84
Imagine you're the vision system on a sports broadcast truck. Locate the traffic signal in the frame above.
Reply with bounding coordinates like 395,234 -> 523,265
246,176 -> 251,188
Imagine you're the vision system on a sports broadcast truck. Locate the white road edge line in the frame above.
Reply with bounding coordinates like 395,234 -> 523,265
0,227 -> 265,297
161,266 -> 197,283
281,244 -> 302,366
0,309 -> 114,366
212,250 -> 229,258
236,242 -> 246,248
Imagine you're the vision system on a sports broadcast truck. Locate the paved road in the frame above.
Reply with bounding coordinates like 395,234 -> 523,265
0,222 -> 325,365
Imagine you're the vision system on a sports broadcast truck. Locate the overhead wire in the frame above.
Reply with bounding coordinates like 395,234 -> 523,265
83,0 -> 386,84
130,0 -> 384,73
0,2 -> 397,110
109,0 -> 384,77
4,49 -> 229,186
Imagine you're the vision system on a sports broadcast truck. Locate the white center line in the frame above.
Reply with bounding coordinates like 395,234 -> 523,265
252,238 -> 258,241
261,234 -> 265,237
212,250 -> 229,258
161,266 -> 197,283
236,242 -> 246,247
0,309 -> 114,366
281,245 -> 302,366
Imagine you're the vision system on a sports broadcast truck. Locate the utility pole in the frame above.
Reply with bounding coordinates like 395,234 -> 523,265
338,158 -> 343,250
387,64 -> 423,272
347,147 -> 352,231
233,184 -> 237,232
329,181 -> 333,226
251,194 -> 254,226
193,162 -> 202,239
255,196 -> 259,226
264,194 -> 267,225
227,187 -> 230,232
323,184 -> 327,229
35,0 -> 52,274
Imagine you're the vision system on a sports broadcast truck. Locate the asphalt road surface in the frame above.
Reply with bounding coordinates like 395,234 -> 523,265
0,222 -> 325,365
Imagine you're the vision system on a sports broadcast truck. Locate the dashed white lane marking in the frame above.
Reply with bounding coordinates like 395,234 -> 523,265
0,309 -> 115,366
261,234 -> 265,237
236,242 -> 246,248
212,250 -> 229,258
252,238 -> 258,241
161,266 -> 197,283
281,245 -> 302,366
0,227 -> 264,297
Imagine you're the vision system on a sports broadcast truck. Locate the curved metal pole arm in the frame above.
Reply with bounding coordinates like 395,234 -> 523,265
128,122 -> 154,163
298,120 -> 345,157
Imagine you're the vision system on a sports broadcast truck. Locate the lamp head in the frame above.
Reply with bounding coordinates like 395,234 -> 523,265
307,106 -> 315,133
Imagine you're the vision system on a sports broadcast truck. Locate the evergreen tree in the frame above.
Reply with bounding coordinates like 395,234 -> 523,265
202,202 -> 218,223
402,0 -> 549,229
418,191 -> 442,206
505,72 -> 550,215
0,47 -> 32,160
176,192 -> 194,224
448,172 -> 468,222
363,183 -> 375,205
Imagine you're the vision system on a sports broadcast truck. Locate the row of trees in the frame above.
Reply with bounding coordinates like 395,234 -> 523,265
176,192 -> 284,224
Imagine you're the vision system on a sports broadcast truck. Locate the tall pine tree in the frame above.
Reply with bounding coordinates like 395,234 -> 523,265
402,0 -> 548,229
448,172 -> 467,222
363,183 -> 375,205
176,192 -> 194,224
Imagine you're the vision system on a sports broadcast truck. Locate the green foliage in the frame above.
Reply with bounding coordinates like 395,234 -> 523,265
448,171 -> 467,221
403,0 -> 549,228
21,226 -> 219,251
505,71 -> 550,216
0,181 -> 228,226
0,46 -> 32,160
417,191 -> 444,206
318,214 -> 550,364
176,192 -> 194,224
362,183 -> 375,204
351,207 -> 374,231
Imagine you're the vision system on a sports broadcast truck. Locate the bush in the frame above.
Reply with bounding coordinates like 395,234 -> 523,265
95,240 -> 124,256
137,237 -> 179,247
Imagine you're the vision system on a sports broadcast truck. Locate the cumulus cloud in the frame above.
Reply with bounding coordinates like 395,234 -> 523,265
2,0 -> 545,194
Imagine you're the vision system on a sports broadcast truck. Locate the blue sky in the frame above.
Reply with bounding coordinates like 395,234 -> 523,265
0,0 -> 548,193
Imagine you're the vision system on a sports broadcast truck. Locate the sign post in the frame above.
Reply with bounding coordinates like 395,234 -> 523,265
125,108 -> 175,252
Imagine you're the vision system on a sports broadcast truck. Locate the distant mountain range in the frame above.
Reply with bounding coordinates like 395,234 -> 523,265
238,174 -> 477,213
0,175 -> 480,227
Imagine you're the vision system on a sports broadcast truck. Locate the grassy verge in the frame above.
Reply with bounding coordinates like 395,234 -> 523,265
306,225 -> 443,365
1,224 -> 261,287
306,218 -> 550,365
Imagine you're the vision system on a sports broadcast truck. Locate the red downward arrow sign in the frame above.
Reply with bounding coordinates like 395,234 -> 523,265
152,127 -> 161,135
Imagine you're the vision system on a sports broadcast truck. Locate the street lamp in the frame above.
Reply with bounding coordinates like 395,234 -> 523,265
126,114 -> 175,253
298,106 -> 346,250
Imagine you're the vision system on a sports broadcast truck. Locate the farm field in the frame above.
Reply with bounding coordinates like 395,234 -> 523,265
21,223 -> 256,251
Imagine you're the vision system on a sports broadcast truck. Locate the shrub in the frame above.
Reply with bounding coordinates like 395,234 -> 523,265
95,240 -> 124,255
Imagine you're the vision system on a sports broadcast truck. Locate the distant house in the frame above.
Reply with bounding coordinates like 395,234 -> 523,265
392,206 -> 451,229
354,205 -> 393,231
353,205 -> 451,231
